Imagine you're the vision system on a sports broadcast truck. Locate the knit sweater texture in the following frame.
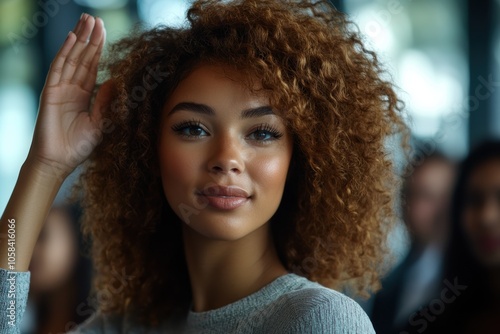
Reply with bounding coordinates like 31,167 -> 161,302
0,268 -> 375,333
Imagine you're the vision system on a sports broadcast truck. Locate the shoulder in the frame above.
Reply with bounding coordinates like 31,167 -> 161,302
67,310 -> 181,334
263,275 -> 375,334
284,287 -> 375,333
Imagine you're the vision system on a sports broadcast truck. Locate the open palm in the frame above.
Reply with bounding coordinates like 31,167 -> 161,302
29,14 -> 107,177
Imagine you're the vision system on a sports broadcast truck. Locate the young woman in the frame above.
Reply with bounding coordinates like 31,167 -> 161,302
417,141 -> 500,334
0,0 -> 406,332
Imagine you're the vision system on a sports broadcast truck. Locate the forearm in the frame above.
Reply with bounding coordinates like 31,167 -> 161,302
0,158 -> 67,272
0,13 -> 104,274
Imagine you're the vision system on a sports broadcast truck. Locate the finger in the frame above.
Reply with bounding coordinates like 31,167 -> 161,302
73,17 -> 106,88
45,14 -> 88,86
59,15 -> 96,83
83,25 -> 106,92
45,32 -> 77,87
73,13 -> 87,36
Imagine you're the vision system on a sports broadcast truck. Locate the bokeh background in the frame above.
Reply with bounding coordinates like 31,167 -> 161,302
3,0 -> 498,261
2,0 -> 498,195
0,0 -> 499,332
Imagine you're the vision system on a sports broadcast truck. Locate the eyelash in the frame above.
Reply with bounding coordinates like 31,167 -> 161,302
249,123 -> 283,141
170,119 -> 284,142
171,119 -> 204,135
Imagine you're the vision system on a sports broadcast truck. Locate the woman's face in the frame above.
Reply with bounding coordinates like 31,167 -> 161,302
462,159 -> 500,267
158,64 -> 293,240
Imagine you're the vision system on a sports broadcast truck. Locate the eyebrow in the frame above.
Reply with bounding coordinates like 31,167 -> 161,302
167,102 -> 275,119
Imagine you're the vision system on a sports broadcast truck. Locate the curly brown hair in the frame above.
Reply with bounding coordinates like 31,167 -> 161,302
77,0 -> 407,325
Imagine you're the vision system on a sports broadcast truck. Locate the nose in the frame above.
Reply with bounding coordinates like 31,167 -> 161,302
207,135 -> 245,174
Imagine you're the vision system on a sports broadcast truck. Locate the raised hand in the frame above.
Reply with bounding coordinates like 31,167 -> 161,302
28,14 -> 107,178
0,14 -> 109,275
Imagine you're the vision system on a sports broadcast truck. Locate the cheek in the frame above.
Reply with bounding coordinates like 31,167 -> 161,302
160,147 -> 195,182
411,200 -> 432,220
158,143 -> 202,205
249,151 -> 291,196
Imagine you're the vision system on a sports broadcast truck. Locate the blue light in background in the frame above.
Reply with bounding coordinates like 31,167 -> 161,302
74,0 -> 128,10
137,0 -> 189,27
0,84 -> 36,213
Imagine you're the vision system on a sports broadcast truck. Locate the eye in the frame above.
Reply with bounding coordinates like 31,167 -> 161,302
171,120 -> 208,138
250,130 -> 274,141
247,124 -> 283,142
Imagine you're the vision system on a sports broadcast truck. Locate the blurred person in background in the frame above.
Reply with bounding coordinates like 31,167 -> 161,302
371,152 -> 455,333
22,204 -> 92,334
418,141 -> 500,334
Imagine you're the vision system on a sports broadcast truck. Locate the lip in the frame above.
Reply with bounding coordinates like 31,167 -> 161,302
197,185 -> 250,210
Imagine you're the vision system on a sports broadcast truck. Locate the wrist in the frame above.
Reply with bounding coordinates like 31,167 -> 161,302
22,155 -> 72,184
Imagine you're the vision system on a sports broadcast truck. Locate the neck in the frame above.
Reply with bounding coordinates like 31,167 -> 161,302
182,222 -> 288,312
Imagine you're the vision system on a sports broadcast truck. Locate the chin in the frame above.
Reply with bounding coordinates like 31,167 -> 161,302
182,214 -> 266,241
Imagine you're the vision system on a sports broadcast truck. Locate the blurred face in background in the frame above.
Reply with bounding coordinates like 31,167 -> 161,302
29,209 -> 79,293
405,158 -> 455,245
462,159 -> 500,268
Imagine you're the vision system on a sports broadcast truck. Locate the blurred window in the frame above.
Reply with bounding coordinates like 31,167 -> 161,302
345,0 -> 468,159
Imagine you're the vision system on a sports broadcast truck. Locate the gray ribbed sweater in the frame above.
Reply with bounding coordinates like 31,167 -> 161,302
0,268 -> 375,333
